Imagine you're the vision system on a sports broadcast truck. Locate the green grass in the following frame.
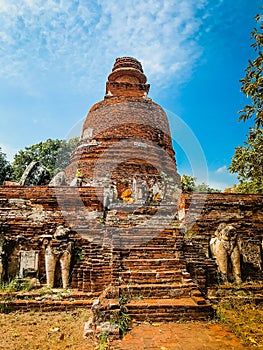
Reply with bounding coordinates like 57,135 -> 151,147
0,279 -> 32,292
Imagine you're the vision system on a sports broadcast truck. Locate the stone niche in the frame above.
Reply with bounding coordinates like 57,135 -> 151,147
19,250 -> 39,278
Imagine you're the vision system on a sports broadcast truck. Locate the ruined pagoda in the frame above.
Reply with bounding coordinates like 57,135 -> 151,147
66,57 -> 181,200
0,57 -> 262,326
64,57 -> 212,323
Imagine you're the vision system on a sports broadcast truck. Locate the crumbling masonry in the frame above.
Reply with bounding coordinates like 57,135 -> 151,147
0,58 -> 262,324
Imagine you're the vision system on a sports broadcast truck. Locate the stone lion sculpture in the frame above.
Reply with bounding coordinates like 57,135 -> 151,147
210,223 -> 242,283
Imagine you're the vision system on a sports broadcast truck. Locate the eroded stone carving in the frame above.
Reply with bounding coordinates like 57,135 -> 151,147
70,177 -> 83,186
20,161 -> 50,186
43,226 -> 72,288
82,127 -> 94,140
210,223 -> 242,283
49,171 -> 67,186
103,185 -> 116,209
132,177 -> 148,203
148,180 -> 163,202
19,250 -> 39,278
0,223 -> 9,282
0,232 -> 5,282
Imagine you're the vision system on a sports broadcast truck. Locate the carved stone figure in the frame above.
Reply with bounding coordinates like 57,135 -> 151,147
20,161 -> 50,186
49,171 -> 67,186
132,177 -> 148,203
103,185 -> 116,209
210,223 -> 242,283
147,180 -> 162,203
152,181 -> 162,201
69,177 -> 83,186
0,232 -> 4,282
44,226 -> 72,288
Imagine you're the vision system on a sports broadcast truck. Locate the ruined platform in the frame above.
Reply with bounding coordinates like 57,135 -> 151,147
0,57 -> 262,336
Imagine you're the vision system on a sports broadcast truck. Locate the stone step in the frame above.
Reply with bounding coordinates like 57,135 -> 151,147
0,289 -> 97,301
0,289 -> 96,313
120,270 -> 183,284
116,235 -> 179,246
126,298 -> 213,322
123,247 -> 181,259
121,258 -> 185,270
119,283 -> 197,299
0,298 -> 94,312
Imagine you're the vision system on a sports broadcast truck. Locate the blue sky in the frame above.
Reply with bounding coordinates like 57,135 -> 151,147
0,0 -> 261,190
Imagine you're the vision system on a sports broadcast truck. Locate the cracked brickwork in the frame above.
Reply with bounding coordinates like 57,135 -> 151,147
66,57 -> 180,188
0,58 -> 262,325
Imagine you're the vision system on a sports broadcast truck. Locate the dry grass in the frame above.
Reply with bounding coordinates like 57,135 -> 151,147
0,309 -> 98,350
217,300 -> 263,348
0,296 -> 262,349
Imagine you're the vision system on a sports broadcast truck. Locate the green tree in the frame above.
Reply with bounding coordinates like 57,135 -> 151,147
181,175 -> 196,192
0,147 -> 11,184
230,13 -> 263,193
195,182 -> 221,193
11,138 -> 78,182
181,175 -> 220,193
229,128 -> 263,193
238,14 -> 263,127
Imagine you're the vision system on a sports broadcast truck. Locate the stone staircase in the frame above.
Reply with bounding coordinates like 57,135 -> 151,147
74,205 -> 213,333
0,289 -> 96,313
100,226 -> 213,324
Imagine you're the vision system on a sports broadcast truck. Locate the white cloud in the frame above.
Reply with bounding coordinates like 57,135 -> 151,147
96,0 -> 208,84
0,0 -> 217,94
0,0 -> 9,13
206,180 -> 230,191
215,165 -> 228,174
207,166 -> 238,190
194,173 -> 237,191
0,143 -> 18,161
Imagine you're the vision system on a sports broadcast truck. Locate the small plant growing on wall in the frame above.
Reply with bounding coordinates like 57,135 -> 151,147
109,291 -> 131,337
184,230 -> 196,238
74,246 -> 84,262
99,331 -> 109,350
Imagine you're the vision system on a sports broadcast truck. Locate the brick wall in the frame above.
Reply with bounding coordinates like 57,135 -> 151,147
179,193 -> 263,237
179,193 -> 263,282
0,186 -> 104,285
0,187 -> 262,291
66,98 -> 180,185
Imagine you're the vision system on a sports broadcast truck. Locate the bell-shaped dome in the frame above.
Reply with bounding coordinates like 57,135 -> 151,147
66,57 -> 180,200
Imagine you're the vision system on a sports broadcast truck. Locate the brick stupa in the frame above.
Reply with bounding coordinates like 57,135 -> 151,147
66,57 -> 181,199
0,58 -> 262,332
63,58 -> 212,325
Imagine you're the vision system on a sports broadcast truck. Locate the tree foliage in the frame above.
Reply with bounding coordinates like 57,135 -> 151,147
181,175 -> 196,192
181,175 -> 221,193
11,138 -> 78,182
0,147 -> 11,185
230,13 -> 263,193
238,14 -> 263,127
229,128 -> 263,193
